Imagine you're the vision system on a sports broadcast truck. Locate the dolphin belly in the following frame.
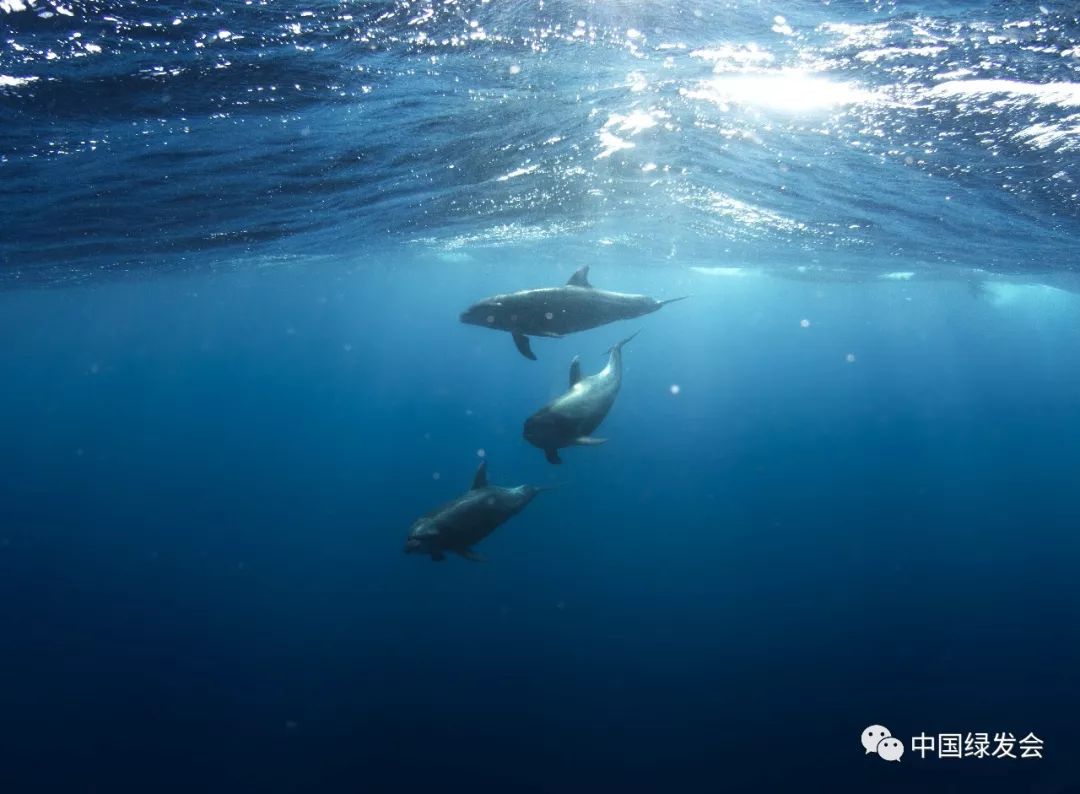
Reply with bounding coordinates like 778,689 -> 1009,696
524,408 -> 588,451
526,382 -> 615,451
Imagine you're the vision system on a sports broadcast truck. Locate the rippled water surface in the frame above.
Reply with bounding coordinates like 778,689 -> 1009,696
2,0 -> 1079,281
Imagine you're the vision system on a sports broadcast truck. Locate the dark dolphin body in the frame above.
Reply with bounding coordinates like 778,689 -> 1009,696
523,333 -> 636,464
460,265 -> 685,360
403,461 -> 545,562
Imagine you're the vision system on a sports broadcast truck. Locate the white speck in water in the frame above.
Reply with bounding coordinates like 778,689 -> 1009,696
846,353 -> 857,363
89,362 -> 100,375
477,448 -> 486,458
800,319 -> 811,328
432,472 -> 441,480
509,64 -> 521,75
669,384 -> 681,395
343,343 -> 352,352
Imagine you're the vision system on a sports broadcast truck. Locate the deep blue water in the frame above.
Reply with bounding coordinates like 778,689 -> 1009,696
3,1 -> 1080,792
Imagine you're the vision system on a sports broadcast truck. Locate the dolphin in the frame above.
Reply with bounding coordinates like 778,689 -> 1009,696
403,460 -> 547,562
459,265 -> 686,360
523,333 -> 637,464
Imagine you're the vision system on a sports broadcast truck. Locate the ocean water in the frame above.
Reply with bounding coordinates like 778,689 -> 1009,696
3,1 -> 1080,792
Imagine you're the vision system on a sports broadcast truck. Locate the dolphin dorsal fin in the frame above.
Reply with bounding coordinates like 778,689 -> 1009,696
566,265 -> 592,288
471,460 -> 488,490
569,355 -> 582,387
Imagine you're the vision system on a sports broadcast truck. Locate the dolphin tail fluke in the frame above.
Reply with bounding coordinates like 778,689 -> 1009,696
606,331 -> 639,357
512,332 -> 537,360
659,295 -> 690,307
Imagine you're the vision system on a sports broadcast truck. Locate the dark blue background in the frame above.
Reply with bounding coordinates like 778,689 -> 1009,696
2,260 -> 1078,792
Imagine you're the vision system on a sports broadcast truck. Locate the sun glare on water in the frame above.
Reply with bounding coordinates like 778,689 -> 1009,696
686,70 -> 873,114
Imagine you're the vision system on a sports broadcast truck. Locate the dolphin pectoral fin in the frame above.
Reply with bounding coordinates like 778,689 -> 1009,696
567,265 -> 592,288
574,436 -> 607,446
544,448 -> 563,465
512,332 -> 537,360
569,355 -> 582,387
431,550 -> 446,562
453,548 -> 487,563
471,460 -> 488,490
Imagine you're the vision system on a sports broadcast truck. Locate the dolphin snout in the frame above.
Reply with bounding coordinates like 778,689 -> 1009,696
522,415 -> 542,446
459,305 -> 483,325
